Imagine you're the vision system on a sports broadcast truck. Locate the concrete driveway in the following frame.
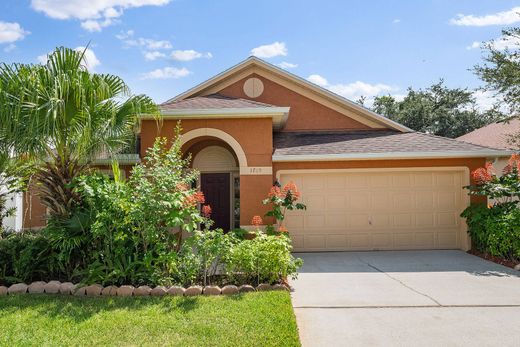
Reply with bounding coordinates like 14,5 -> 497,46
290,251 -> 520,347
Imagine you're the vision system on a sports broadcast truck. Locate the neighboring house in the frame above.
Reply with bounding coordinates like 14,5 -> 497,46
457,118 -> 520,174
23,57 -> 512,252
1,191 -> 23,231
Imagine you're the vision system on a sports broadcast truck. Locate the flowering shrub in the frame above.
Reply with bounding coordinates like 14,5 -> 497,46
262,181 -> 306,231
462,154 -> 520,261
466,155 -> 520,204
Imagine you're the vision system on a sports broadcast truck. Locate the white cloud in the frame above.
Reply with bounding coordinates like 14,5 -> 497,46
141,66 -> 190,79
31,0 -> 170,31
251,41 -> 287,58
307,74 -> 397,106
392,19 -> 401,24
307,74 -> 329,87
115,29 -> 134,40
75,47 -> 101,71
451,6 -> 520,26
0,21 -> 30,43
466,41 -> 482,50
170,49 -> 212,61
37,53 -> 48,64
473,90 -> 501,111
116,30 -> 172,50
277,61 -> 298,69
467,35 -> 520,51
3,43 -> 16,52
144,51 -> 166,61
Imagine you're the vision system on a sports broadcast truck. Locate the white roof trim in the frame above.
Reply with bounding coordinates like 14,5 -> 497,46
146,106 -> 290,130
272,150 -> 514,162
165,56 -> 412,133
159,106 -> 290,116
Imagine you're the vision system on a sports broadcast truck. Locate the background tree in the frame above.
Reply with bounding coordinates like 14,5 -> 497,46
0,47 -> 158,221
474,27 -> 520,147
474,27 -> 520,112
372,81 -> 504,138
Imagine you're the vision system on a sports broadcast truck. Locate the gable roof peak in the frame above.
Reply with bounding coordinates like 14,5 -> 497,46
165,56 -> 412,132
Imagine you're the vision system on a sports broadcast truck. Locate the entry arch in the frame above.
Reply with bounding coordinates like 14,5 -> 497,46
180,128 -> 248,169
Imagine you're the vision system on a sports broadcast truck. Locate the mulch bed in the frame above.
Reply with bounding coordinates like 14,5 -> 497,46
468,250 -> 519,269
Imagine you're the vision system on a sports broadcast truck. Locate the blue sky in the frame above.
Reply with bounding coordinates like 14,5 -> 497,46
1,1 -> 520,107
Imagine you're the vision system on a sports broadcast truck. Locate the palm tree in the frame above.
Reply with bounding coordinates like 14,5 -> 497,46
0,47 -> 158,220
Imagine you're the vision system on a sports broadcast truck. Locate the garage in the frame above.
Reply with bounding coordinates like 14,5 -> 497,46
279,168 -> 470,252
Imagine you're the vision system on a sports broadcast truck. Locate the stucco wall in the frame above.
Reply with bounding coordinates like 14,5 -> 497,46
217,74 -> 375,132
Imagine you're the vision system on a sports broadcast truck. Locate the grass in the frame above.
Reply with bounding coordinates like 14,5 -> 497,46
0,291 -> 300,347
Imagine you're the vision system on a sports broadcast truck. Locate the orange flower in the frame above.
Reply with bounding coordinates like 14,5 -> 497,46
176,183 -> 189,191
194,191 -> 205,204
503,154 -> 520,175
278,225 -> 288,233
471,162 -> 495,184
251,215 -> 263,227
282,181 -> 301,201
268,186 -> 282,198
201,204 -> 212,218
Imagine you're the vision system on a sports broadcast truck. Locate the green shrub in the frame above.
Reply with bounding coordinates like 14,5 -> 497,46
462,203 -> 520,260
225,232 -> 302,285
0,230 -> 57,285
462,155 -> 520,261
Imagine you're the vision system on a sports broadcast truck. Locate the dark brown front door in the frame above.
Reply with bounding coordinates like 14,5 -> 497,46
200,173 -> 231,231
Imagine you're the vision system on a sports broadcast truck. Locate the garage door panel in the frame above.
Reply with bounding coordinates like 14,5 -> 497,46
392,173 -> 412,187
393,193 -> 415,211
413,173 -> 434,187
349,233 -> 371,248
348,193 -> 369,210
415,232 -> 435,248
325,214 -> 348,229
282,169 -> 467,252
305,215 -> 326,229
371,192 -> 392,211
326,234 -> 348,249
305,235 -> 326,249
415,192 -> 435,209
372,233 -> 393,248
346,174 -> 369,189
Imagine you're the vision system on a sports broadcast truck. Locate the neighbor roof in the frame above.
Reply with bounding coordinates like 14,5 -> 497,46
164,56 -> 411,132
272,131 -> 512,161
160,94 -> 278,111
457,118 -> 520,150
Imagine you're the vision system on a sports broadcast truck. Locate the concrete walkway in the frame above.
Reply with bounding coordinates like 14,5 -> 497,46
290,251 -> 520,347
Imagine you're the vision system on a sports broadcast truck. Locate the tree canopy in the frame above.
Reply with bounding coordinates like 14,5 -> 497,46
0,47 -> 158,219
372,81 -> 504,138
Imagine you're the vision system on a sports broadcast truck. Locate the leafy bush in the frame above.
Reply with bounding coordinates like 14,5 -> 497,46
0,229 -> 58,285
461,154 -> 520,261
225,232 -> 302,285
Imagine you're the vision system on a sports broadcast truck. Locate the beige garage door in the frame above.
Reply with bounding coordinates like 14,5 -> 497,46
280,168 -> 470,252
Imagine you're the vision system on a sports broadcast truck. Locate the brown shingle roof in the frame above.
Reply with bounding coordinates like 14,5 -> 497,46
457,118 -> 520,150
273,131 -> 503,156
160,94 -> 278,110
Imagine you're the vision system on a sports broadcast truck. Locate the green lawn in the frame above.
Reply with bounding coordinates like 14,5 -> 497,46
0,292 -> 300,347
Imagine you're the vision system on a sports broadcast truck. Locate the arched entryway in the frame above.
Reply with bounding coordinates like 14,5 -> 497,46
188,143 -> 240,231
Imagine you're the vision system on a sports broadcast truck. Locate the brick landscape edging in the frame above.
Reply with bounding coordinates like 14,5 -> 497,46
0,282 -> 289,297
